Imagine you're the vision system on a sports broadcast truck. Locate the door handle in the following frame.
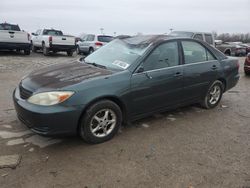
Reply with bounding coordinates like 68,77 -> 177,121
211,65 -> 218,70
174,72 -> 183,77
144,72 -> 152,79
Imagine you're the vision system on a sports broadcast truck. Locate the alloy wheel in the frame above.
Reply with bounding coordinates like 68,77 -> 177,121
90,109 -> 117,138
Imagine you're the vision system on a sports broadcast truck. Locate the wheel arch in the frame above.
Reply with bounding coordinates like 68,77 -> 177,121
224,48 -> 231,56
217,78 -> 227,92
77,96 -> 128,132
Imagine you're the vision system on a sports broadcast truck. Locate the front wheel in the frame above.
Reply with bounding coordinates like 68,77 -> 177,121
79,100 -> 122,144
42,44 -> 49,56
201,80 -> 224,109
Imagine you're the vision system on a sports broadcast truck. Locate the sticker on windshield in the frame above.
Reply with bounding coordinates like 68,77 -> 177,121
112,60 -> 129,69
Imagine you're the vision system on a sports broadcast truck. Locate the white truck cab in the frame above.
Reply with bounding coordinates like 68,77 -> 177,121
170,31 -> 215,46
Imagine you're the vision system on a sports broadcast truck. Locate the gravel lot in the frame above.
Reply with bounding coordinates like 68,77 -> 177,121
0,51 -> 249,188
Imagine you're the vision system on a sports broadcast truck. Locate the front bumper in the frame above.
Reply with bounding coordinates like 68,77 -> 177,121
0,42 -> 31,50
13,87 -> 84,136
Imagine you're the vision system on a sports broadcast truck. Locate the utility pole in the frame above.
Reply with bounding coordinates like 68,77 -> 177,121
100,28 -> 104,35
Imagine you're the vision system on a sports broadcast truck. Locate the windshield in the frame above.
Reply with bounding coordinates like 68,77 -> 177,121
84,39 -> 150,71
170,31 -> 194,37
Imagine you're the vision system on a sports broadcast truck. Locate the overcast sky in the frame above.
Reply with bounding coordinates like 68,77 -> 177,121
0,0 -> 249,36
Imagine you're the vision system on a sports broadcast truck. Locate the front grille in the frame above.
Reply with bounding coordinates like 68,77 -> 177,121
19,84 -> 33,99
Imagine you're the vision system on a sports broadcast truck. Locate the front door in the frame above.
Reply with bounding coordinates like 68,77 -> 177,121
129,41 -> 184,117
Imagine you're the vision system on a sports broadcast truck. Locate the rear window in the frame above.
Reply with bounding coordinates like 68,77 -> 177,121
205,34 -> 213,45
98,36 -> 113,42
194,34 -> 203,41
170,31 -> 194,37
0,23 -> 20,31
43,30 -> 63,36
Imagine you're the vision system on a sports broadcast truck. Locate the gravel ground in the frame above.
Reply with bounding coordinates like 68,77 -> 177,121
0,51 -> 249,188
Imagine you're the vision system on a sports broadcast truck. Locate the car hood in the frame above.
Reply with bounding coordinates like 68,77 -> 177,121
21,61 -> 113,91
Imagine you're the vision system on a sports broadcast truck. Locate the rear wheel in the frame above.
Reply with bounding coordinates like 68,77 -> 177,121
42,43 -> 49,56
24,49 -> 30,55
67,50 -> 73,56
79,100 -> 122,144
88,48 -> 94,55
201,80 -> 224,109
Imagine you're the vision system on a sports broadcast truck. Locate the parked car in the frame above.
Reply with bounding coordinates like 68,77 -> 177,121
216,41 -> 246,56
244,53 -> 250,75
31,29 -> 76,56
0,22 -> 31,55
239,43 -> 250,54
76,34 -> 113,55
13,35 -> 239,144
170,31 -> 215,46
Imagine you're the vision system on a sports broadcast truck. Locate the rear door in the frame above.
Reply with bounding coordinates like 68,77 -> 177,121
181,40 -> 220,102
81,34 -> 95,52
129,41 -> 184,116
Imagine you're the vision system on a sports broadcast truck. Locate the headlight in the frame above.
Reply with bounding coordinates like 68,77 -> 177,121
27,91 -> 74,106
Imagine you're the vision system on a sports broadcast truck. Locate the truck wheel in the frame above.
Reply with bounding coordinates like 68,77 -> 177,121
31,43 -> 37,53
67,50 -> 73,56
201,80 -> 224,109
76,46 -> 81,55
24,49 -> 30,55
42,44 -> 49,56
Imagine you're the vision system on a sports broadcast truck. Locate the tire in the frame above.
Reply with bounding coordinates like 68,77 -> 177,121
31,42 -> 37,52
79,100 -> 122,144
245,71 -> 250,76
67,50 -> 73,56
42,43 -> 49,56
88,48 -> 94,55
76,46 -> 81,55
201,80 -> 224,109
24,49 -> 30,55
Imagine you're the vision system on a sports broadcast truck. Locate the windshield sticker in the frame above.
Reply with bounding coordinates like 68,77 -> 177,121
112,60 -> 129,69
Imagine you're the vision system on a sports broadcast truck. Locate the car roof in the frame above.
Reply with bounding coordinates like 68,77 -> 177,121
120,35 -> 189,46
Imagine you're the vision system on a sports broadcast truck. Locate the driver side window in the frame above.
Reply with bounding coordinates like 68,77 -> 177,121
143,42 -> 179,71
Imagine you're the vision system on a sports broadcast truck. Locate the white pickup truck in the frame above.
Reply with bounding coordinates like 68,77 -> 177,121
31,29 -> 76,56
0,23 -> 31,55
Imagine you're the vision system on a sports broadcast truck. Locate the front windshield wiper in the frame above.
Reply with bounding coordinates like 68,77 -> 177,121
85,61 -> 107,69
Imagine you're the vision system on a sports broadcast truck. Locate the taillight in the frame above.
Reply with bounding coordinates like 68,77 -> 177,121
95,42 -> 103,47
27,33 -> 30,41
49,36 -> 52,43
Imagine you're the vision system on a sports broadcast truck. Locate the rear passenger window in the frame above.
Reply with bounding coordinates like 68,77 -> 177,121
205,34 -> 213,45
182,41 -> 215,64
86,35 -> 95,41
194,34 -> 203,41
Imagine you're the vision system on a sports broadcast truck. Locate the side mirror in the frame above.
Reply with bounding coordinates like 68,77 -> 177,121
137,66 -> 144,73
31,33 -> 37,36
